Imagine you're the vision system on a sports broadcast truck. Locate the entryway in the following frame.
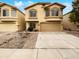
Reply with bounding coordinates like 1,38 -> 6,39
27,22 -> 38,31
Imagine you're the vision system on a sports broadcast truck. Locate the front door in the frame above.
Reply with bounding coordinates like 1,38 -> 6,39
28,22 -> 36,31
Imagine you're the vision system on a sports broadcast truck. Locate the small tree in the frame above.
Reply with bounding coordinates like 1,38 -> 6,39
69,0 -> 79,24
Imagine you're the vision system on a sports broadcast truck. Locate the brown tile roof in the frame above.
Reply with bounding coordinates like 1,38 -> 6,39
24,2 -> 51,10
44,2 -> 66,8
63,11 -> 72,16
25,2 -> 66,10
0,2 -> 17,9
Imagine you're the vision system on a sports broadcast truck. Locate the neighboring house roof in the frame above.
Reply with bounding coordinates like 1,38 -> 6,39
25,2 -> 51,10
0,2 -> 24,15
25,2 -> 66,10
63,11 -> 72,16
0,2 -> 17,9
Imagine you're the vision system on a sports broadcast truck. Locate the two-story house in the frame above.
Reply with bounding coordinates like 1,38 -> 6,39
25,2 -> 65,32
0,2 -> 25,32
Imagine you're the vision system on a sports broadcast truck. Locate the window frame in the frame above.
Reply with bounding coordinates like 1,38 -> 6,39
0,8 -> 1,16
51,7 -> 59,16
29,9 -> 37,17
3,9 -> 9,17
45,9 -> 50,17
11,9 -> 16,17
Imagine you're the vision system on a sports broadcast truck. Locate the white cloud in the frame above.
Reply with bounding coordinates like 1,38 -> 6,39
14,1 -> 72,14
25,1 -> 34,6
14,1 -> 34,8
14,1 -> 34,12
14,1 -> 24,8
63,3 -> 73,14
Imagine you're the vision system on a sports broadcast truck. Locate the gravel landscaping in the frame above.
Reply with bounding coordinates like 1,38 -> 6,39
0,32 -> 38,49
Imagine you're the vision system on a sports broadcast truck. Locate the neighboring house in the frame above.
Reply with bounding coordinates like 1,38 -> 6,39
0,2 -> 25,32
63,0 -> 79,31
25,2 -> 65,32
63,12 -> 79,31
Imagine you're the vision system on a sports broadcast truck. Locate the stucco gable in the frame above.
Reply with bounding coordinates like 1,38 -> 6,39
44,2 -> 66,9
0,2 -> 24,15
25,2 -> 66,10
25,2 -> 50,10
0,3 -> 17,9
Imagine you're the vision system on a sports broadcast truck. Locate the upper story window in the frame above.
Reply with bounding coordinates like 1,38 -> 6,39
0,8 -> 1,16
29,9 -> 37,17
51,7 -> 59,16
11,9 -> 16,17
45,9 -> 50,16
3,9 -> 9,16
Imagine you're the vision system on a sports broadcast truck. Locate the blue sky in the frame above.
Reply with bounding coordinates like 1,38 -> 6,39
0,0 -> 73,14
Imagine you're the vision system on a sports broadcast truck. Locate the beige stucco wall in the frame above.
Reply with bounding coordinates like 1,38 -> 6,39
0,5 -> 18,17
63,13 -> 77,30
25,5 -> 45,30
25,4 -> 64,31
0,5 -> 25,32
25,4 -> 63,22
25,5 -> 45,22
17,11 -> 26,31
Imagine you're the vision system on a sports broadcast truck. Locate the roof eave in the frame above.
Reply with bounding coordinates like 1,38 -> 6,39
44,2 -> 66,9
24,2 -> 51,10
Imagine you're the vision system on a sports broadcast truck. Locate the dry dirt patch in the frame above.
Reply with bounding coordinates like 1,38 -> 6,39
0,32 -> 38,49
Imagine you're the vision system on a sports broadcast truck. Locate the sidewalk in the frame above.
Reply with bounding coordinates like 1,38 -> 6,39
0,32 -> 79,59
0,49 -> 79,59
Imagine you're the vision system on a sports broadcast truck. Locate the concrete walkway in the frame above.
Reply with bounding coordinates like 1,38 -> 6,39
0,32 -> 79,59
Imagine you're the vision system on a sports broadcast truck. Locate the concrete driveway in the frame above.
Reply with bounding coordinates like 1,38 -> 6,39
36,32 -> 79,48
0,32 -> 79,59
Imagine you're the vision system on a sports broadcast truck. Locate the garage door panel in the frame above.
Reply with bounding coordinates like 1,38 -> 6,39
0,24 -> 17,32
40,22 -> 62,32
